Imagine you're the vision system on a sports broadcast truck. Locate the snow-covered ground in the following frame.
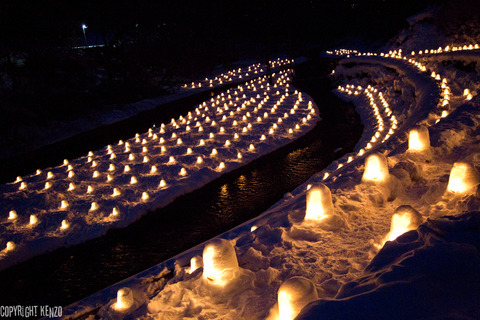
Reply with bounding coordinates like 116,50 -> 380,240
0,67 -> 320,272
0,58 -> 294,160
62,17 -> 480,320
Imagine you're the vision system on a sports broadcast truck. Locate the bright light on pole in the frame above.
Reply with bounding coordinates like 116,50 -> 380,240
82,24 -> 88,46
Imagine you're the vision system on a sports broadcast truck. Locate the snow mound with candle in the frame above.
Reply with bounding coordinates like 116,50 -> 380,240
0,67 -> 320,271
64,29 -> 480,320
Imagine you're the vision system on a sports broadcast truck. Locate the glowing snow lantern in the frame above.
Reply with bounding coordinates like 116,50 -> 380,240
90,202 -> 98,211
60,219 -> 70,230
202,239 -> 239,286
362,153 -> 389,183
112,207 -> 119,216
218,162 -> 225,170
8,210 -> 17,220
408,126 -> 430,151
113,287 -> 134,311
47,171 -> 54,179
211,148 -> 218,156
447,162 -> 480,194
189,256 -> 203,274
277,276 -> 318,320
130,176 -> 137,184
60,200 -> 68,210
68,183 -> 75,191
142,192 -> 149,201
237,152 -> 242,159
168,156 -> 175,164
159,179 -> 167,188
305,183 -> 334,221
19,182 -> 26,190
187,148 -> 193,154
197,156 -> 203,164
150,166 -> 157,174
179,168 -> 187,176
93,171 -> 100,178
112,188 -> 121,197
383,205 -> 422,244
128,154 -> 135,161
44,182 -> 51,190
249,144 -> 255,151
87,185 -> 94,193
5,241 -> 15,252
29,215 -> 38,226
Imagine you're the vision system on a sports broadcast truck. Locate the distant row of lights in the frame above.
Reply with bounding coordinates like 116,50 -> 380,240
181,58 -> 293,89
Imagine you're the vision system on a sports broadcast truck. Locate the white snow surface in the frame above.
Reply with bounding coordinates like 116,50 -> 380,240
0,68 -> 320,272
61,35 -> 480,320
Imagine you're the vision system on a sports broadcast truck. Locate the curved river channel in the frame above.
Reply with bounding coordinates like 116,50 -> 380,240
0,57 -> 363,307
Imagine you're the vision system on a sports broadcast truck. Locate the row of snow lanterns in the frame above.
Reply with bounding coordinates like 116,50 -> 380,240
409,43 -> 479,56
405,51 -> 474,110
12,71 -> 304,196
3,71 -> 316,253
336,84 -> 397,159
403,54 -> 465,122
326,43 -> 479,59
182,58 -> 293,89
106,126 -> 480,319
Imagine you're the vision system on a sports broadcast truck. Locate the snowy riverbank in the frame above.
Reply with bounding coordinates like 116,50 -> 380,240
0,67 -> 319,272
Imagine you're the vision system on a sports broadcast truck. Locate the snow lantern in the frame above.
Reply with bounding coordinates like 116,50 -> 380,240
29,214 -> 38,225
408,126 -> 430,151
113,287 -> 134,311
5,241 -> 15,252
202,238 -> 239,286
447,162 -> 480,194
384,205 -> 423,243
277,276 -> 318,320
8,210 -> 17,220
304,183 -> 334,221
61,219 -> 70,230
362,153 -> 389,183
60,200 -> 69,210
189,256 -> 203,274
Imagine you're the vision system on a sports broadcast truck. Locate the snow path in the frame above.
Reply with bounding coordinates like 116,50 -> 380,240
0,68 -> 320,272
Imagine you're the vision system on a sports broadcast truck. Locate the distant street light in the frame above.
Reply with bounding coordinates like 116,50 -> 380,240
82,24 -> 88,46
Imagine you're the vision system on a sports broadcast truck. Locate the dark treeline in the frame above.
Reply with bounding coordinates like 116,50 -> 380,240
0,0 -> 441,150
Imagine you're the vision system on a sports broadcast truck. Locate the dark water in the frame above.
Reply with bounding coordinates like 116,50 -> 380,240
0,58 -> 363,307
